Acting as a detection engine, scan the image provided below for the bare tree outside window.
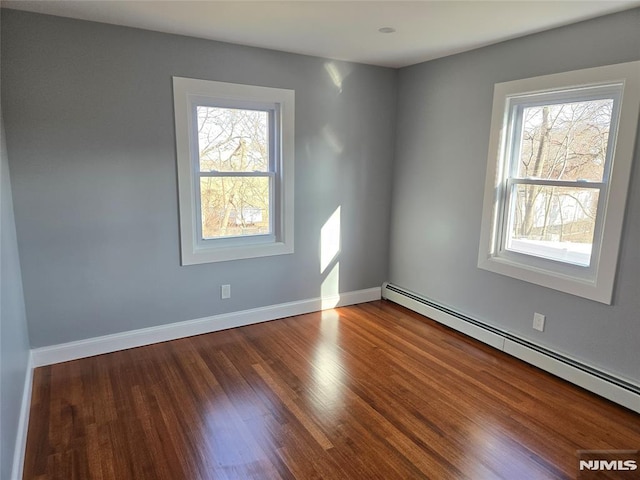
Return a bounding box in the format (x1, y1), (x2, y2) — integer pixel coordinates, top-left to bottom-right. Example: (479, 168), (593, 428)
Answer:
(505, 99), (613, 265)
(196, 107), (272, 239)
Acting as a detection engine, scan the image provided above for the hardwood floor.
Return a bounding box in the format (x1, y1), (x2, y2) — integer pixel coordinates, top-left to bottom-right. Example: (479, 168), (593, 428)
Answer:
(23, 301), (640, 479)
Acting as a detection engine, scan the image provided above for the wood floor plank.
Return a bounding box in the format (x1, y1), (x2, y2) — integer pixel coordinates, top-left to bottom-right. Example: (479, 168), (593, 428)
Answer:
(22, 300), (640, 479)
(252, 363), (334, 451)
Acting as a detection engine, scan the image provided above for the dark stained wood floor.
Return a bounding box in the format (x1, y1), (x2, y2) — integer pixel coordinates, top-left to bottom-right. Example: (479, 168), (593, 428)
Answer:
(23, 300), (640, 479)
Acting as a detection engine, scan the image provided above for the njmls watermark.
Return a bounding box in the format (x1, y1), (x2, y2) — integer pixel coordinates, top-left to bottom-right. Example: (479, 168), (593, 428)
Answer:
(577, 450), (639, 479)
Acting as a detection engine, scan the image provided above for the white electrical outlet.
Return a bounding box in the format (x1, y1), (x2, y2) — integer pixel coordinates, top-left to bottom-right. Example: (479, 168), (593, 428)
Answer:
(221, 284), (231, 299)
(533, 312), (545, 332)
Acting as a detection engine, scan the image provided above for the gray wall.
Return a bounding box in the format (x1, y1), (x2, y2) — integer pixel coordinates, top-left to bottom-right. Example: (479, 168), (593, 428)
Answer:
(390, 9), (640, 384)
(1, 108), (30, 477)
(1, 9), (397, 347)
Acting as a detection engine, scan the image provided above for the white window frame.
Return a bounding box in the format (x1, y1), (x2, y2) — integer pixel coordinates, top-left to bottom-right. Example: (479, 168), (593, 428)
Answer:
(478, 61), (640, 304)
(173, 77), (294, 264)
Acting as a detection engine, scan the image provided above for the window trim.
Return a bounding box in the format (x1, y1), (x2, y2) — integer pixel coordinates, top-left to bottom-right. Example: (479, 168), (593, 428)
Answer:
(173, 77), (295, 265)
(478, 61), (640, 304)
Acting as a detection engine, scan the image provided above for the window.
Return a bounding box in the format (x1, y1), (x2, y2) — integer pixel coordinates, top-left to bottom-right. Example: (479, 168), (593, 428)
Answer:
(173, 77), (294, 264)
(478, 61), (640, 304)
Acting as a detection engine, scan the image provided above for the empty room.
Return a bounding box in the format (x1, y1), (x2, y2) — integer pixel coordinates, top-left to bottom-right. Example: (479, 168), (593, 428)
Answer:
(1, 1), (640, 479)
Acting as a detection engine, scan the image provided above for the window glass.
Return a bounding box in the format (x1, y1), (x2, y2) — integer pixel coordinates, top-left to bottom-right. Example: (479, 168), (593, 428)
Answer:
(515, 99), (613, 182)
(505, 185), (599, 266)
(200, 176), (271, 239)
(197, 107), (270, 173)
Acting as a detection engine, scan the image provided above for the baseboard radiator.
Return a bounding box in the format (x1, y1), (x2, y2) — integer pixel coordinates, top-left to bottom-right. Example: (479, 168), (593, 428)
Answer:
(381, 282), (640, 414)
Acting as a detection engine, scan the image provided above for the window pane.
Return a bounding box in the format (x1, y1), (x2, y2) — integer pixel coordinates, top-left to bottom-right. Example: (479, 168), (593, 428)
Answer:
(506, 185), (599, 266)
(197, 107), (269, 173)
(200, 177), (271, 239)
(516, 99), (613, 182)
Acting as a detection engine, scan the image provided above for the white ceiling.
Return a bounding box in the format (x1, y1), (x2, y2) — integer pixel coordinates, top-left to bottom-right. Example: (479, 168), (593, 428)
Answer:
(3, 0), (640, 68)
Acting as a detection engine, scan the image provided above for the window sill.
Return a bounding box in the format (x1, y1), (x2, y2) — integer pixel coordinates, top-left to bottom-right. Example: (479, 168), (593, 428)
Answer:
(478, 254), (610, 304)
(182, 240), (294, 265)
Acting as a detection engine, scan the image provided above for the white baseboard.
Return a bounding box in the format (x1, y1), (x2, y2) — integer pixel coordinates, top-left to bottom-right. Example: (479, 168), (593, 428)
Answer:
(31, 287), (381, 367)
(382, 282), (640, 414)
(11, 351), (33, 480)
